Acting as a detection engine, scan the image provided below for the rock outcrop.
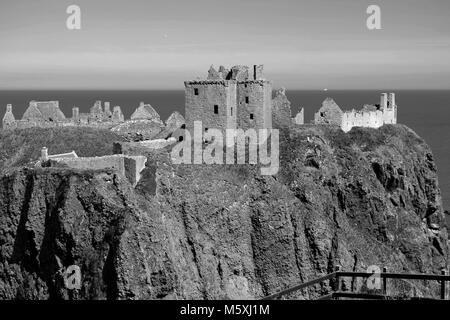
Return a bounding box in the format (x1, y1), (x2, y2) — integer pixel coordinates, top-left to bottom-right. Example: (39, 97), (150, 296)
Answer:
(0, 124), (448, 299)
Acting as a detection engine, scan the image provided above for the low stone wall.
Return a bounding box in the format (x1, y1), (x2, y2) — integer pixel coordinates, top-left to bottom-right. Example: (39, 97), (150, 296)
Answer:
(113, 138), (176, 156)
(6, 120), (118, 130)
(51, 154), (147, 187)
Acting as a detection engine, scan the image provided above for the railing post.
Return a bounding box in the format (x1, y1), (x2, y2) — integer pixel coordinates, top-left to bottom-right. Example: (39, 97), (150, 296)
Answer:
(382, 267), (387, 295)
(334, 265), (341, 293)
(441, 269), (447, 300)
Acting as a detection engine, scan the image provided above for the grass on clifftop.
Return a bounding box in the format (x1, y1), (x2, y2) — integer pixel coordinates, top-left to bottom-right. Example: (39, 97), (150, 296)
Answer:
(0, 126), (125, 172)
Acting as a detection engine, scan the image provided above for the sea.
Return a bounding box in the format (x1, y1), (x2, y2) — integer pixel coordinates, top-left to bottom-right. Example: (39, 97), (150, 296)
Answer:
(0, 90), (449, 207)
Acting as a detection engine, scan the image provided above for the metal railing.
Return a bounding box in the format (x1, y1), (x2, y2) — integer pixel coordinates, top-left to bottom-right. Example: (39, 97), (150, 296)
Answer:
(261, 266), (450, 300)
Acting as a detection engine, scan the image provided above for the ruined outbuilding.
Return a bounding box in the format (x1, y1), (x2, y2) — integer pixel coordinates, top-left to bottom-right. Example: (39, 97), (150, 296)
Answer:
(154, 111), (186, 141)
(340, 93), (397, 132)
(131, 102), (163, 125)
(23, 101), (66, 122)
(314, 98), (343, 125)
(314, 93), (398, 132)
(3, 100), (125, 130)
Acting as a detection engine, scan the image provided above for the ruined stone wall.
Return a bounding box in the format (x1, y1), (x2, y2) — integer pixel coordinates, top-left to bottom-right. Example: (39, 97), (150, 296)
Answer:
(341, 110), (384, 132)
(185, 80), (237, 133)
(341, 103), (397, 133)
(237, 80), (272, 130)
(114, 139), (176, 155)
(53, 155), (125, 173)
(22, 104), (43, 121)
(15, 120), (43, 129)
(124, 156), (147, 186)
(2, 121), (17, 130)
(292, 109), (304, 125)
(89, 101), (104, 121)
(263, 82), (273, 129)
(314, 98), (343, 125)
(2, 99), (128, 131)
(51, 154), (147, 187)
(10, 119), (116, 130)
(382, 106), (397, 124)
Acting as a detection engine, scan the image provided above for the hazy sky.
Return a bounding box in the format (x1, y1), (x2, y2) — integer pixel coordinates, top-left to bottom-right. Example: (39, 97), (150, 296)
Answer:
(1, 0), (450, 90)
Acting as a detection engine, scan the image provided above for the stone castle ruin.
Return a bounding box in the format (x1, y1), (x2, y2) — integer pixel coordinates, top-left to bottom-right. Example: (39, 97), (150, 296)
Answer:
(314, 92), (397, 132)
(2, 66), (399, 179)
(2, 66), (398, 135)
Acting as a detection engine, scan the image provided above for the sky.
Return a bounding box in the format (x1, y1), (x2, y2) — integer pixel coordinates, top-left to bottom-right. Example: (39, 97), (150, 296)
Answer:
(0, 0), (450, 90)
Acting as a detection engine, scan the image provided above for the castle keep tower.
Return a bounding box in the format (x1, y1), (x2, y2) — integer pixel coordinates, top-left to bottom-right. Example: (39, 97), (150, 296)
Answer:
(185, 65), (272, 133)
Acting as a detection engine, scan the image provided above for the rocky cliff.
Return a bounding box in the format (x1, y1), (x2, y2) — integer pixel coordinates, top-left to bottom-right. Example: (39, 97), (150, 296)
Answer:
(0, 124), (448, 299)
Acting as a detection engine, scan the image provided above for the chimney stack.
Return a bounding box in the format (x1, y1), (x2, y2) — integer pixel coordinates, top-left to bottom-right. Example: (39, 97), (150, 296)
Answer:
(253, 65), (264, 80)
(72, 107), (79, 119)
(104, 101), (111, 114)
(380, 93), (388, 109)
(41, 147), (48, 162)
(388, 93), (396, 108)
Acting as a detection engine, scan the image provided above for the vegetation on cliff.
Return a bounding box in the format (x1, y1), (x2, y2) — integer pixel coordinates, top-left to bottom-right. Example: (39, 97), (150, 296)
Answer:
(0, 124), (448, 299)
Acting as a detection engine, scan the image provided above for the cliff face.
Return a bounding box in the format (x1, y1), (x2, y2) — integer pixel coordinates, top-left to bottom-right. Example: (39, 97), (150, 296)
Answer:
(0, 124), (448, 299)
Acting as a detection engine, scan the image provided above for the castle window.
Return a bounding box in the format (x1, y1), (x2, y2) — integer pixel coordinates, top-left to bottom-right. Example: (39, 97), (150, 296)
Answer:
(250, 113), (254, 120)
(194, 88), (199, 95)
(245, 96), (249, 104)
(179, 136), (184, 142)
(205, 128), (208, 132)
(214, 105), (219, 114)
(231, 107), (233, 116)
